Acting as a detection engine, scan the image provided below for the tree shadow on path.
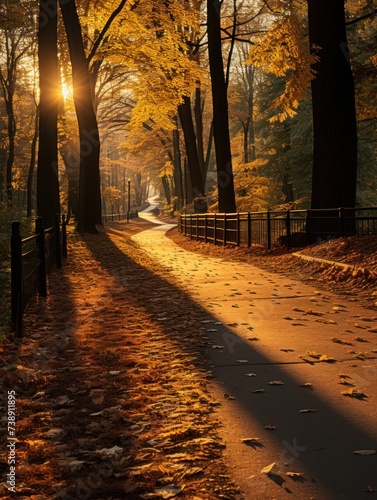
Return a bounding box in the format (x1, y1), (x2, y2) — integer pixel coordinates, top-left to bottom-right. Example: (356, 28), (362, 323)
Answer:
(83, 227), (377, 500)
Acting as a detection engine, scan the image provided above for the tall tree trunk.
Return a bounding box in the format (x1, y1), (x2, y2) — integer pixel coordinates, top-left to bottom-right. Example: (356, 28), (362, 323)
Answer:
(194, 87), (205, 181)
(172, 121), (183, 209)
(178, 95), (207, 212)
(5, 102), (15, 206)
(308, 0), (357, 211)
(161, 175), (171, 205)
(37, 0), (60, 226)
(59, 0), (101, 233)
(27, 105), (39, 217)
(207, 0), (236, 213)
(243, 117), (251, 163)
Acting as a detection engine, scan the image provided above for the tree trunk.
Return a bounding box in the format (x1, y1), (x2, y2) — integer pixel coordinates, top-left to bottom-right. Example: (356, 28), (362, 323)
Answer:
(194, 87), (205, 182)
(172, 122), (183, 209)
(178, 95), (207, 212)
(5, 102), (15, 206)
(161, 175), (171, 205)
(59, 0), (101, 233)
(308, 0), (357, 212)
(207, 0), (236, 213)
(37, 0), (60, 226)
(27, 105), (39, 217)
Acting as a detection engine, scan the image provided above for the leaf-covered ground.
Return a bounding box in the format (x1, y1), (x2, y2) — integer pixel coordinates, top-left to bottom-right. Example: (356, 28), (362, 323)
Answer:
(167, 230), (377, 310)
(0, 221), (240, 499)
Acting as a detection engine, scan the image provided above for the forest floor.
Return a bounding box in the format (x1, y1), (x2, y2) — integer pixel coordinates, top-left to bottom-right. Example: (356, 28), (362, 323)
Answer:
(0, 218), (376, 499)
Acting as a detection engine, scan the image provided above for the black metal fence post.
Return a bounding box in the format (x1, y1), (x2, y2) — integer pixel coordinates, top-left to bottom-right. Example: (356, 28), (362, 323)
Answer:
(55, 214), (62, 269)
(267, 211), (271, 249)
(11, 221), (23, 338)
(236, 213), (240, 246)
(306, 209), (312, 245)
(286, 210), (291, 250)
(223, 214), (227, 246)
(214, 213), (217, 245)
(62, 214), (68, 258)
(36, 217), (47, 298)
(339, 207), (345, 237)
(204, 214), (208, 243)
(247, 212), (251, 248)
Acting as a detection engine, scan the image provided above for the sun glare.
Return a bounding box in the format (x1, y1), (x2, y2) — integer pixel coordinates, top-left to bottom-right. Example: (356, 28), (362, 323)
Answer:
(61, 82), (71, 100)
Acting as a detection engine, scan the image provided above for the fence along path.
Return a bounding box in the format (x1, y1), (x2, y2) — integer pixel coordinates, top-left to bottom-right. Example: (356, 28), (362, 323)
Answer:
(179, 207), (377, 250)
(10, 215), (67, 338)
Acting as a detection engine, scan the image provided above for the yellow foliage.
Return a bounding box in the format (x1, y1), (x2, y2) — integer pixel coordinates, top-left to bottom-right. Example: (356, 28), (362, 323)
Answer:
(247, 14), (318, 121)
(234, 160), (284, 211)
(159, 161), (174, 178)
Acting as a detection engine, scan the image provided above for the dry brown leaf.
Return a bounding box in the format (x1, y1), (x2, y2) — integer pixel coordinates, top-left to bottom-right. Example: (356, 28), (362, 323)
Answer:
(241, 437), (260, 444)
(286, 471), (305, 478)
(319, 354), (336, 362)
(342, 388), (367, 399)
(299, 383), (313, 390)
(261, 462), (278, 474)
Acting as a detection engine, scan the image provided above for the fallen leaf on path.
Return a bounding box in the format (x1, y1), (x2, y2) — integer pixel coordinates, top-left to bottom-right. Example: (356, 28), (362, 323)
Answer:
(241, 437), (260, 444)
(264, 424), (277, 430)
(342, 388), (367, 399)
(96, 445), (123, 456)
(244, 373), (257, 377)
(319, 354), (336, 363)
(268, 380), (284, 385)
(45, 428), (63, 438)
(261, 462), (278, 475)
(140, 485), (184, 499)
(251, 389), (265, 393)
(353, 450), (376, 456)
(299, 383), (313, 390)
(305, 309), (324, 316)
(307, 351), (321, 359)
(298, 409), (317, 413)
(286, 472), (305, 479)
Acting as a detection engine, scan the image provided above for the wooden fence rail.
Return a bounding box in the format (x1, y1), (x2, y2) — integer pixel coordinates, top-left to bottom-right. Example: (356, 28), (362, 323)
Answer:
(179, 207), (377, 250)
(11, 214), (67, 338)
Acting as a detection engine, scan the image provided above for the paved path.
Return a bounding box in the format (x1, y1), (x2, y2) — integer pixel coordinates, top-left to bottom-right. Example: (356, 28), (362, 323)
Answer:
(133, 216), (377, 500)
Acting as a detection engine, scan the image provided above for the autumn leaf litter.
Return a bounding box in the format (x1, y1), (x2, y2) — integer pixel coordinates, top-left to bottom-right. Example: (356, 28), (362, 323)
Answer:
(0, 221), (240, 499)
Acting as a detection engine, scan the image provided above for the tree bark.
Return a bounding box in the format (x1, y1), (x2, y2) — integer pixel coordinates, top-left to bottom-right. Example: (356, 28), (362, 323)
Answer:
(308, 0), (357, 211)
(59, 0), (101, 233)
(27, 105), (39, 217)
(172, 119), (183, 209)
(207, 0), (236, 213)
(194, 87), (205, 182)
(37, 0), (60, 226)
(178, 95), (207, 212)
